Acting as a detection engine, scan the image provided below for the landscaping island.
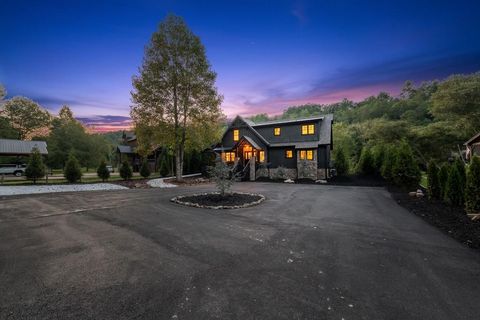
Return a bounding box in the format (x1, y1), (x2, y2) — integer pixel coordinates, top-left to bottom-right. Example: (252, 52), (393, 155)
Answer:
(171, 192), (265, 209)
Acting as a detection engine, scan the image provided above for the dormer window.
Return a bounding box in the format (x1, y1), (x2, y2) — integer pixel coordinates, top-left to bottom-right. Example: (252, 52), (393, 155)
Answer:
(301, 124), (315, 135)
(233, 129), (239, 141)
(274, 127), (281, 136)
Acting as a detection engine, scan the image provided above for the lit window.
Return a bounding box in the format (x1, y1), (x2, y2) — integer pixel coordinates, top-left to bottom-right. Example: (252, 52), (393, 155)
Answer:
(299, 149), (314, 160)
(233, 129), (239, 141)
(301, 124), (315, 135)
(274, 127), (281, 136)
(285, 150), (293, 158)
(223, 152), (235, 162)
(259, 150), (265, 162)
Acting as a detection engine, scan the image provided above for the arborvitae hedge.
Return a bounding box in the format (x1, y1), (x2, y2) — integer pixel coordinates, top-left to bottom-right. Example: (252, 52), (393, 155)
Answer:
(465, 156), (480, 213)
(454, 158), (466, 188)
(381, 145), (397, 181)
(140, 160), (151, 178)
(25, 147), (45, 184)
(391, 141), (421, 190)
(444, 165), (465, 206)
(64, 153), (82, 183)
(333, 147), (349, 176)
(97, 160), (110, 182)
(120, 161), (133, 180)
(356, 147), (375, 175)
(438, 163), (450, 199)
(426, 160), (440, 199)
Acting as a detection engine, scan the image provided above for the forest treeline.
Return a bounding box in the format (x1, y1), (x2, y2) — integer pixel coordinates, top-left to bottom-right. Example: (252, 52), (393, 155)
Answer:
(248, 72), (480, 169)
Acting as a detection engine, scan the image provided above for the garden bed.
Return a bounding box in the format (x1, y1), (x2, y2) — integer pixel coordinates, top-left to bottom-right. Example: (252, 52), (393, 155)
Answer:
(112, 179), (152, 189)
(389, 186), (480, 249)
(171, 192), (265, 209)
(164, 176), (211, 186)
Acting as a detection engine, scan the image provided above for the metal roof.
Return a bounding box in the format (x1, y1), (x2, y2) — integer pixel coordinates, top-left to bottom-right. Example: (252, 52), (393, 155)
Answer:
(269, 141), (321, 149)
(0, 139), (48, 155)
(117, 145), (135, 154)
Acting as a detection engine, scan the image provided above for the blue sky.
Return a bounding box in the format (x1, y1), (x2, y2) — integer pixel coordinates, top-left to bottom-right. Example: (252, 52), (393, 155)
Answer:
(1, 0), (479, 130)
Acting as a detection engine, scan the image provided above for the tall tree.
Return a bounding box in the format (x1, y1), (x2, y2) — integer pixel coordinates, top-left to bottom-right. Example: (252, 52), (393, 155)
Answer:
(3, 97), (51, 139)
(58, 105), (75, 122)
(0, 83), (6, 100)
(131, 14), (223, 181)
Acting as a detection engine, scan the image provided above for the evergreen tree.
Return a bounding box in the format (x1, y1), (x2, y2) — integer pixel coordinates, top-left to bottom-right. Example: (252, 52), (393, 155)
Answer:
(437, 163), (450, 199)
(444, 165), (465, 206)
(25, 147), (45, 184)
(64, 153), (82, 183)
(392, 141), (421, 189)
(381, 145), (397, 181)
(333, 147), (349, 176)
(120, 161), (133, 180)
(372, 144), (386, 175)
(426, 160), (440, 199)
(97, 160), (110, 182)
(356, 147), (375, 175)
(465, 156), (480, 213)
(140, 160), (151, 178)
(454, 158), (466, 188)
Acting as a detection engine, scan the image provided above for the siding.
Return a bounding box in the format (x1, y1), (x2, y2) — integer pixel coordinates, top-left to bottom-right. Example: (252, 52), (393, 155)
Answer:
(221, 118), (267, 150)
(254, 120), (321, 143)
(268, 147), (297, 168)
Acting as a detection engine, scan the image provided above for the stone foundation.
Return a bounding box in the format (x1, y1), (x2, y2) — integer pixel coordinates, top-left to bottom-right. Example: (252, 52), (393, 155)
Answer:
(268, 167), (297, 180)
(317, 168), (327, 180)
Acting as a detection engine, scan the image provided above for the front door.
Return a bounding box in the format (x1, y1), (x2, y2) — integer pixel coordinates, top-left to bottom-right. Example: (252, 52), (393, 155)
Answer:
(243, 144), (253, 166)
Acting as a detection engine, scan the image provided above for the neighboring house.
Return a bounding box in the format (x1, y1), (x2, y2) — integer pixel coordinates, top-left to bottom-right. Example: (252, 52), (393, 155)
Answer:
(0, 138), (48, 158)
(465, 132), (480, 161)
(116, 132), (161, 172)
(214, 114), (333, 180)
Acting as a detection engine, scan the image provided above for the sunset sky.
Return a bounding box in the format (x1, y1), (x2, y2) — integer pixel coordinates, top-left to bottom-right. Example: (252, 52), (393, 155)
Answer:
(1, 0), (480, 131)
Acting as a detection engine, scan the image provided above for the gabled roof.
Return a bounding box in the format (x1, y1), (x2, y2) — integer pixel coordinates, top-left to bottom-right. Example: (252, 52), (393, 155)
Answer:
(0, 139), (48, 155)
(465, 132), (480, 145)
(222, 115), (270, 146)
(234, 136), (262, 150)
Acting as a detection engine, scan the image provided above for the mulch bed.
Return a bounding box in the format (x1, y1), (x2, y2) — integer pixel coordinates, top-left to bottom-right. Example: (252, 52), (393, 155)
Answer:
(389, 185), (480, 249)
(171, 192), (265, 209)
(112, 179), (151, 189)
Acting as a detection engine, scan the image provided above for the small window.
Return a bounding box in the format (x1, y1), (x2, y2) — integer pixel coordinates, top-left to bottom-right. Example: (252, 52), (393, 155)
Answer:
(299, 149), (314, 160)
(274, 127), (281, 136)
(301, 124), (315, 135)
(259, 150), (265, 162)
(285, 150), (293, 158)
(233, 129), (239, 141)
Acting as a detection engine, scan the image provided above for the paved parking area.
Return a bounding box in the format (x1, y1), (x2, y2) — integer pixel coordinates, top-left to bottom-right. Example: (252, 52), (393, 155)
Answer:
(1, 182), (479, 319)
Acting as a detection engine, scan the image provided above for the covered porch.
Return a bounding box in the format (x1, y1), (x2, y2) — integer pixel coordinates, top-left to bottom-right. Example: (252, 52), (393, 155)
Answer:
(216, 136), (265, 166)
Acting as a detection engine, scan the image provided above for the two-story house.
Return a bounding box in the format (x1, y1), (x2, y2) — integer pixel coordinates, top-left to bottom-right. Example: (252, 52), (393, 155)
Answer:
(214, 114), (333, 180)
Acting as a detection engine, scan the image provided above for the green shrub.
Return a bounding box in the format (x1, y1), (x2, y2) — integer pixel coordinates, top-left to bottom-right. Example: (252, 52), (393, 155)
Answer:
(120, 161), (133, 180)
(372, 144), (386, 175)
(356, 147), (375, 175)
(444, 165), (465, 206)
(140, 160), (151, 178)
(454, 158), (466, 188)
(426, 160), (440, 199)
(437, 163), (450, 199)
(381, 145), (397, 181)
(465, 156), (480, 213)
(333, 147), (349, 176)
(25, 147), (45, 184)
(64, 153), (82, 183)
(392, 141), (421, 190)
(97, 160), (110, 182)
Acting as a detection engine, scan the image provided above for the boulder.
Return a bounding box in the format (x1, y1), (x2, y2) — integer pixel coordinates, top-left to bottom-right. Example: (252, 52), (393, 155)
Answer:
(284, 179), (295, 183)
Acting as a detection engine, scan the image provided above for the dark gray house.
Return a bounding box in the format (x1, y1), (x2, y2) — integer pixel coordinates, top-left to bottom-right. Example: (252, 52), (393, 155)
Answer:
(214, 114), (333, 180)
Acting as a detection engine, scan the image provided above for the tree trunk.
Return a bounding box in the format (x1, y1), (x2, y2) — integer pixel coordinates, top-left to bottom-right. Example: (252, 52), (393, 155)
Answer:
(175, 147), (183, 181)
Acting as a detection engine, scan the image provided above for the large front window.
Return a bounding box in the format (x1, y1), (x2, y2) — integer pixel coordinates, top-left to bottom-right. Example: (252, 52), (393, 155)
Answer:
(259, 150), (265, 162)
(299, 149), (314, 160)
(222, 152), (235, 162)
(233, 129), (239, 141)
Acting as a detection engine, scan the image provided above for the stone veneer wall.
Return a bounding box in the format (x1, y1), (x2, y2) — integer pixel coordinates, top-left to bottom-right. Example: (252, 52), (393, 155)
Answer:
(297, 150), (318, 180)
(267, 168), (297, 180)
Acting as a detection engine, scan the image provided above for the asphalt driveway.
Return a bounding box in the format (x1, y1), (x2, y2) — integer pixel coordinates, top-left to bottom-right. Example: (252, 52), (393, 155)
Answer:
(1, 182), (479, 319)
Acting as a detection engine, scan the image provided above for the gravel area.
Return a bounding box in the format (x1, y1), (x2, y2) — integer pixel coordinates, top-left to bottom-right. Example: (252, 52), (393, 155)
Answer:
(0, 183), (128, 196)
(147, 173), (202, 188)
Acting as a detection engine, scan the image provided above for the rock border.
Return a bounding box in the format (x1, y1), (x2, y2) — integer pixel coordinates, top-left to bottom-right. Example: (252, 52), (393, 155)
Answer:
(170, 192), (266, 209)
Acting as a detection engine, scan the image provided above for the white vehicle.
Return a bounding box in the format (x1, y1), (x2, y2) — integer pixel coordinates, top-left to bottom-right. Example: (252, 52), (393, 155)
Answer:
(0, 164), (27, 177)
